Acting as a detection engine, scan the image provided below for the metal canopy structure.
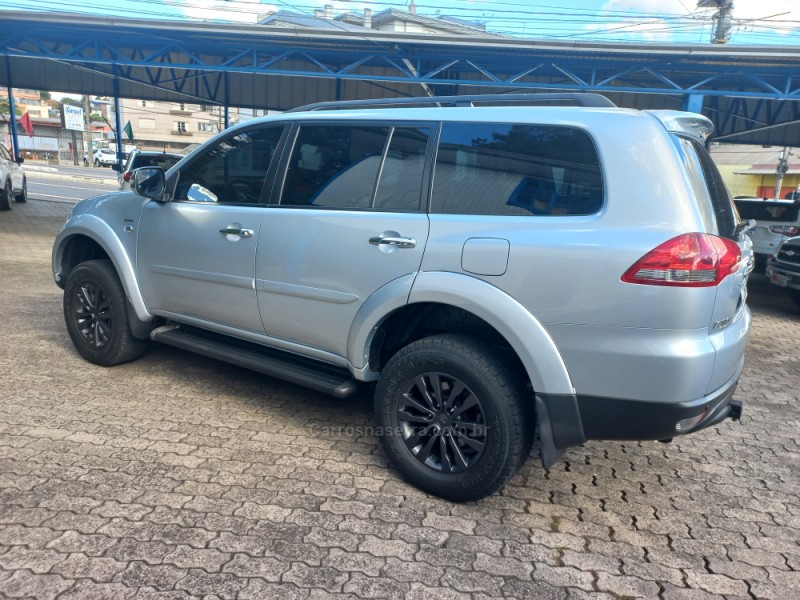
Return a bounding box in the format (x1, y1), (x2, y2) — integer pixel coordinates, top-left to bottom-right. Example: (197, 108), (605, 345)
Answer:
(2, 10), (800, 146)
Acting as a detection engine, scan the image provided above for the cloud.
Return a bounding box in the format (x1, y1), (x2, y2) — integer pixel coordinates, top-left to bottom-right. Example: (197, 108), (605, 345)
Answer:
(592, 0), (799, 42)
(180, 0), (277, 24)
(601, 0), (686, 16)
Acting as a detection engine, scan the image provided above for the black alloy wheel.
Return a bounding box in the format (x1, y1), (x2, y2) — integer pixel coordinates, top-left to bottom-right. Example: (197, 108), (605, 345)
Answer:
(396, 371), (487, 473)
(72, 280), (113, 349)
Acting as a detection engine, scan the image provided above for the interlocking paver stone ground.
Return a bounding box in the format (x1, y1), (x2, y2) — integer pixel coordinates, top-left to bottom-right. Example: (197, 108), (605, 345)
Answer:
(1, 198), (799, 598)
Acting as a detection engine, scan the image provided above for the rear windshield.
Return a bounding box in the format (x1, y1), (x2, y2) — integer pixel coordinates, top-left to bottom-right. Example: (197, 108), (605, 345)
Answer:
(733, 199), (800, 223)
(675, 137), (737, 239)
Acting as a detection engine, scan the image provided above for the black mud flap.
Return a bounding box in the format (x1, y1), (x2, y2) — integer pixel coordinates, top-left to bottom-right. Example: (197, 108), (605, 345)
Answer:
(535, 393), (586, 469)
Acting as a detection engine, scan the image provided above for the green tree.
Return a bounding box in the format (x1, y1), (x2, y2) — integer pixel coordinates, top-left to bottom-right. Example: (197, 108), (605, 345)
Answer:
(39, 91), (51, 101)
(0, 98), (24, 116)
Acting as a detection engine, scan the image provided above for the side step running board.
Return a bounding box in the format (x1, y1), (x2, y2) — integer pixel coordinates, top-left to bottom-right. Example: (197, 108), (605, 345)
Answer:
(151, 325), (360, 398)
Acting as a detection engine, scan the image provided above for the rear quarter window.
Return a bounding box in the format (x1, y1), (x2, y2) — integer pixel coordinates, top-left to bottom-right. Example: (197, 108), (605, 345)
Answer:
(676, 137), (737, 239)
(431, 122), (603, 216)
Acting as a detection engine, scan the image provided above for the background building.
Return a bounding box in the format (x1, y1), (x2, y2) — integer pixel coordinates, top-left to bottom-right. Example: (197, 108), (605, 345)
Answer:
(711, 144), (800, 199)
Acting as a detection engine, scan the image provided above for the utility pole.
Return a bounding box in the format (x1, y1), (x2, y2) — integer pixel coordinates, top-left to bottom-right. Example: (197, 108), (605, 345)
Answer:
(774, 147), (790, 200)
(697, 0), (734, 44)
(83, 95), (93, 166)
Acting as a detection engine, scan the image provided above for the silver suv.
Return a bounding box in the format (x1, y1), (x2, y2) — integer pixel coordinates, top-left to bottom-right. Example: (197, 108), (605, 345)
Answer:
(52, 94), (752, 501)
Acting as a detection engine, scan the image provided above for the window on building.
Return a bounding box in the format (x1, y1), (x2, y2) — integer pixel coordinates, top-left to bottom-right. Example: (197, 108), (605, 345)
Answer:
(197, 122), (214, 132)
(175, 122), (187, 133)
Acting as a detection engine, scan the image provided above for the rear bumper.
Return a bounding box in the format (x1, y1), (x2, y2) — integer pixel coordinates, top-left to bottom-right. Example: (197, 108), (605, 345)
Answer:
(767, 258), (800, 291)
(536, 363), (744, 468)
(577, 361), (743, 441)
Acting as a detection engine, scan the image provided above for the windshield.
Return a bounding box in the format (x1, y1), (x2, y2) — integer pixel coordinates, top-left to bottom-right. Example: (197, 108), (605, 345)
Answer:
(733, 199), (800, 224)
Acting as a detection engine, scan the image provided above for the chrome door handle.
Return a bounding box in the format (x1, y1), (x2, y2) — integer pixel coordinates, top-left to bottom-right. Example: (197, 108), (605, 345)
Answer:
(219, 227), (254, 238)
(369, 235), (416, 249)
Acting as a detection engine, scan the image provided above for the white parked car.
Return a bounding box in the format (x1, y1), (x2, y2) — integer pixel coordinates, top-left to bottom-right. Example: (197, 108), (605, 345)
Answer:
(733, 197), (800, 272)
(83, 148), (117, 167)
(0, 142), (27, 210)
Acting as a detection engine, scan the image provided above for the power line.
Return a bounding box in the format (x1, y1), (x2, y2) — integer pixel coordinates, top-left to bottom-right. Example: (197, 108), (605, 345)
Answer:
(3, 0), (799, 43)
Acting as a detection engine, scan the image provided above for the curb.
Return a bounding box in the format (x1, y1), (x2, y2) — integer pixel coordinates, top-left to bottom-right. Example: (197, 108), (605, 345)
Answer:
(22, 164), (59, 174)
(25, 170), (117, 186)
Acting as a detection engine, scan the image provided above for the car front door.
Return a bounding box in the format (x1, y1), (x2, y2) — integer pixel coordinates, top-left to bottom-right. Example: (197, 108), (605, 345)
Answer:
(256, 123), (433, 358)
(137, 125), (285, 333)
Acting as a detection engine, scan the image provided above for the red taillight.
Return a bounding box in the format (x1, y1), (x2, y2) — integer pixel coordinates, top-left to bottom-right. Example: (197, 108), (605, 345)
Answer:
(769, 225), (799, 236)
(621, 233), (741, 287)
(123, 172), (132, 182)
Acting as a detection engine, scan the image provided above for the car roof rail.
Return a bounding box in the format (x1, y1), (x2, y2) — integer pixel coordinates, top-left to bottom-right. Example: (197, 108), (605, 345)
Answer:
(289, 92), (616, 113)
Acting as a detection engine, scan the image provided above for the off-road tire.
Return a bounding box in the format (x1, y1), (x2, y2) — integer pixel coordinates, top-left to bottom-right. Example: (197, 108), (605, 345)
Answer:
(374, 334), (533, 502)
(790, 289), (800, 310)
(0, 179), (12, 211)
(63, 260), (148, 366)
(14, 177), (27, 203)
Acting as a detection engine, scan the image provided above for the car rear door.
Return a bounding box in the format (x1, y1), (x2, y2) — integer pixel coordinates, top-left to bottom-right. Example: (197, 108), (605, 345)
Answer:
(255, 122), (432, 358)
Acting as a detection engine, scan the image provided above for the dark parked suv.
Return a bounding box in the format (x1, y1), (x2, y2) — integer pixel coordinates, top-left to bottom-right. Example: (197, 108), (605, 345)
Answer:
(114, 150), (184, 191)
(53, 94), (751, 501)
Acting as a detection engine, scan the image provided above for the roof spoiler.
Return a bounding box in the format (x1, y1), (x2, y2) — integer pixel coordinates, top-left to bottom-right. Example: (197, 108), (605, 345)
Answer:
(290, 93), (616, 112)
(647, 110), (714, 142)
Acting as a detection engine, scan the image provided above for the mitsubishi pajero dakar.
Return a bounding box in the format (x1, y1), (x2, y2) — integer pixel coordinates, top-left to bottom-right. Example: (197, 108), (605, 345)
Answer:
(52, 94), (752, 501)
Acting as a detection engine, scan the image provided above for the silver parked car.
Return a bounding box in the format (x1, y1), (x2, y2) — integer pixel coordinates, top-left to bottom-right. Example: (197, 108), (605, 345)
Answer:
(52, 94), (752, 501)
(0, 142), (27, 210)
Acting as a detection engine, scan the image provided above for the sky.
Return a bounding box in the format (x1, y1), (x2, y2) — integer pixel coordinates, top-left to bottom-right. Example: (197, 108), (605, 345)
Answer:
(3, 0), (799, 45)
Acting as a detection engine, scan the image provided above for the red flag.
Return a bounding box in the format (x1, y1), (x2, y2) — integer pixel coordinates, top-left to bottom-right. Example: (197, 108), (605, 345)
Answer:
(19, 112), (33, 138)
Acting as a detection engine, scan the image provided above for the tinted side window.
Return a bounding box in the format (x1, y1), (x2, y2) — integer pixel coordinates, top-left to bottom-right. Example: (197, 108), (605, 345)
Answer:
(281, 125), (389, 209)
(175, 127), (283, 204)
(680, 138), (737, 239)
(432, 123), (603, 216)
(374, 127), (430, 211)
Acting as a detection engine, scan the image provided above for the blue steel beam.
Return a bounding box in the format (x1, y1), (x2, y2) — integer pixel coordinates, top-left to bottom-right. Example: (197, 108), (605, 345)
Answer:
(33, 52), (800, 102)
(4, 56), (19, 160)
(2, 11), (800, 145)
(3, 23), (800, 101)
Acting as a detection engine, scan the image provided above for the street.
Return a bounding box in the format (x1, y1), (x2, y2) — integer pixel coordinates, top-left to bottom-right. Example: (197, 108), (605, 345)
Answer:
(23, 161), (118, 204)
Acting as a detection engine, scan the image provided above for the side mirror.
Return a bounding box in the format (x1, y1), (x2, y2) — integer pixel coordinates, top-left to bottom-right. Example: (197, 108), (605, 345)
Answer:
(16, 155), (24, 165)
(133, 167), (167, 201)
(111, 163), (121, 172)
